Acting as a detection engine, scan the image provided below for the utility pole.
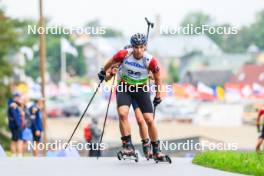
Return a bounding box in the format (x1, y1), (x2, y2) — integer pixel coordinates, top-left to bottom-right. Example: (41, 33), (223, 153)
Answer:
(39, 0), (47, 155)
(60, 42), (66, 82)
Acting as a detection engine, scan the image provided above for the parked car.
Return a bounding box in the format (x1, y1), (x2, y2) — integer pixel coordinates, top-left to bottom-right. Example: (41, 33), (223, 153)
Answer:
(62, 105), (80, 117)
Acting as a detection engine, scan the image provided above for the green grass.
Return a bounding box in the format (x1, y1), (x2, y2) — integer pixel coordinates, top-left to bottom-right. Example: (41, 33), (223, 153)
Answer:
(0, 131), (10, 150)
(0, 108), (11, 151)
(192, 151), (264, 176)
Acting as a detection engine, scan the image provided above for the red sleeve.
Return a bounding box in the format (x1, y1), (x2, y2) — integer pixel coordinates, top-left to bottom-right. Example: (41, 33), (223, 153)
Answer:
(149, 57), (160, 73)
(258, 109), (264, 117)
(113, 50), (128, 62)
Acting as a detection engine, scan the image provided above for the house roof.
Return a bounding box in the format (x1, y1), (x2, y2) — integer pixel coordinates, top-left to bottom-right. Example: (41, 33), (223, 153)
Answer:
(230, 64), (264, 86)
(81, 35), (222, 58)
(183, 53), (252, 73)
(148, 35), (222, 57)
(181, 69), (233, 86)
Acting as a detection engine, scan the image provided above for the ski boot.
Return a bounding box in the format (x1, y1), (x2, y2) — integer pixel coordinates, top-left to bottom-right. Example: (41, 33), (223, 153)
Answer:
(142, 139), (153, 160)
(151, 140), (172, 164)
(117, 135), (138, 162)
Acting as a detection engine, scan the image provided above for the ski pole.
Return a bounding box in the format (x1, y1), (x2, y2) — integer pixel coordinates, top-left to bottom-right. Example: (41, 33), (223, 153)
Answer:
(64, 79), (103, 150)
(153, 106), (156, 119)
(145, 18), (157, 119)
(145, 17), (154, 85)
(145, 17), (154, 42)
(97, 75), (116, 158)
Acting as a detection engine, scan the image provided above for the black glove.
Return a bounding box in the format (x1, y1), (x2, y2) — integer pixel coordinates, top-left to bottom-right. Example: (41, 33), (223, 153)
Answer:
(153, 97), (162, 107)
(257, 124), (261, 133)
(98, 70), (106, 81)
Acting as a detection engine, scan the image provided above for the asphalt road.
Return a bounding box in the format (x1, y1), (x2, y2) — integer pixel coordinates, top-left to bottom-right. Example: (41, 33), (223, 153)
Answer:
(47, 118), (257, 150)
(0, 157), (245, 176)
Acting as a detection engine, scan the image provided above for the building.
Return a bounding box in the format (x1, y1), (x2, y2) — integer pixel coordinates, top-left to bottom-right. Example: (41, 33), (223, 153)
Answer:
(229, 64), (264, 86)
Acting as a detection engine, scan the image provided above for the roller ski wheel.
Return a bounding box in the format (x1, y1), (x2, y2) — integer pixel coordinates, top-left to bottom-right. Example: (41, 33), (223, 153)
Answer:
(117, 150), (139, 162)
(135, 153), (139, 162)
(154, 154), (172, 164)
(117, 151), (123, 160)
(144, 151), (153, 160)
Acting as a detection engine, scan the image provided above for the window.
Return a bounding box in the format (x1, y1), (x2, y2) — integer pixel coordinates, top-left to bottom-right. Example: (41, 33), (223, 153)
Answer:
(238, 73), (245, 81)
(258, 72), (264, 81)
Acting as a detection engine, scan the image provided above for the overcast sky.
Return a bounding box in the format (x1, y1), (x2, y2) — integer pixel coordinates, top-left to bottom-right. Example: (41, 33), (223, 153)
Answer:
(2, 0), (264, 36)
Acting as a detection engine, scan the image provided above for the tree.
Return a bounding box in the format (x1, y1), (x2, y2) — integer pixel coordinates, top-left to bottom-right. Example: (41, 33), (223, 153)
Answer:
(0, 7), (20, 148)
(180, 11), (248, 53)
(248, 10), (264, 50)
(181, 12), (212, 27)
(0, 7), (18, 108)
(20, 21), (87, 82)
(168, 59), (179, 83)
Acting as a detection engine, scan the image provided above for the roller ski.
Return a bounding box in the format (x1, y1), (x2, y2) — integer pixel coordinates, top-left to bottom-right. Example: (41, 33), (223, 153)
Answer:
(117, 136), (139, 162)
(142, 139), (153, 160)
(152, 141), (172, 164)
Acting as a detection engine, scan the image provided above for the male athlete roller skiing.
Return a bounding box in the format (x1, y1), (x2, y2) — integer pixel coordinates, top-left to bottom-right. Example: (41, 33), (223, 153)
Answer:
(98, 33), (171, 163)
(105, 53), (153, 160)
(256, 106), (264, 152)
